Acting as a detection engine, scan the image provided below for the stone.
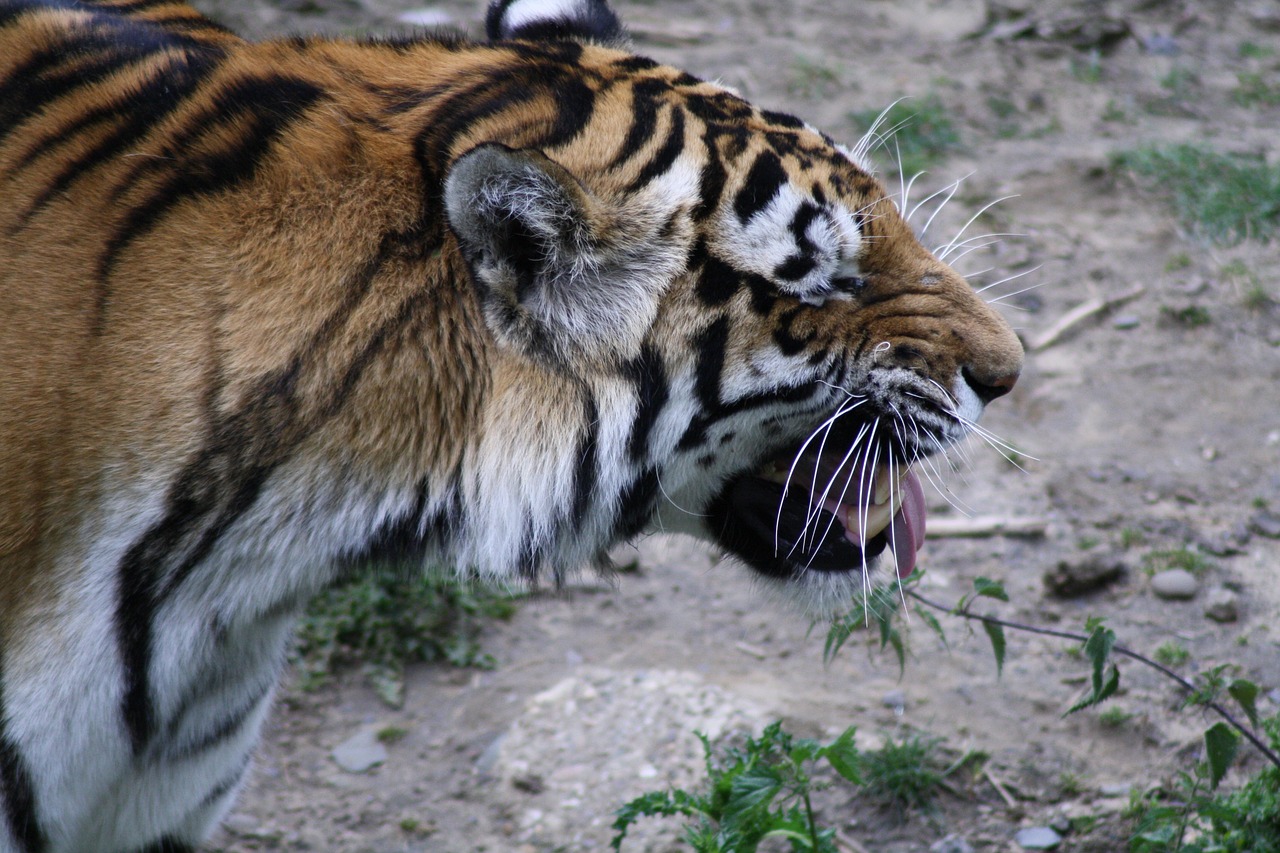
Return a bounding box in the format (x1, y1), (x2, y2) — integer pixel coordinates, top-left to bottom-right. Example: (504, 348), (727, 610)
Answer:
(882, 689), (907, 711)
(1043, 555), (1126, 597)
(331, 728), (388, 773)
(931, 834), (975, 853)
(1249, 508), (1280, 539)
(1203, 588), (1239, 623)
(1015, 826), (1063, 850)
(1150, 569), (1198, 600)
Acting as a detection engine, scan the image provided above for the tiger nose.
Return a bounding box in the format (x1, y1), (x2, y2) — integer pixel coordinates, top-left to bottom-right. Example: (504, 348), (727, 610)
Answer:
(962, 366), (1020, 404)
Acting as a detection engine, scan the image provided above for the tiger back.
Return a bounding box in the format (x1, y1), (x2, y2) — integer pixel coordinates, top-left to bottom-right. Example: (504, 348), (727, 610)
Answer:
(0, 0), (1023, 850)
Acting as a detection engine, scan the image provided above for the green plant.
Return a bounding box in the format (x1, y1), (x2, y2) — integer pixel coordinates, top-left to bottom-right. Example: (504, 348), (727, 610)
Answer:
(292, 569), (515, 706)
(1155, 641), (1190, 668)
(1129, 716), (1280, 852)
(1164, 253), (1193, 272)
(376, 725), (409, 743)
(1159, 67), (1200, 99)
(1161, 305), (1212, 328)
(1144, 548), (1212, 576)
(1120, 527), (1148, 549)
(1113, 144), (1280, 244)
(1239, 42), (1276, 59)
(788, 56), (842, 99)
(1072, 50), (1104, 83)
(611, 721), (863, 852)
(851, 95), (962, 177)
(1232, 72), (1280, 108)
(1099, 706), (1133, 728)
(860, 733), (948, 818)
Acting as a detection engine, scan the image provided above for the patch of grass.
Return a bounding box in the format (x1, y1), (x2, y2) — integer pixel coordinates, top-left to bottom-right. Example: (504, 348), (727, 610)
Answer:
(1072, 50), (1104, 83)
(1102, 98), (1130, 123)
(1119, 527), (1147, 549)
(1154, 642), (1190, 668)
(851, 95), (962, 177)
(1233, 72), (1280, 108)
(1239, 42), (1276, 60)
(1220, 260), (1274, 310)
(376, 725), (409, 743)
(861, 733), (948, 817)
(1160, 305), (1212, 328)
(292, 570), (516, 706)
(1112, 144), (1280, 244)
(1077, 536), (1100, 551)
(1164, 252), (1193, 273)
(1159, 67), (1200, 99)
(1143, 547), (1213, 576)
(1099, 706), (1132, 728)
(788, 55), (843, 99)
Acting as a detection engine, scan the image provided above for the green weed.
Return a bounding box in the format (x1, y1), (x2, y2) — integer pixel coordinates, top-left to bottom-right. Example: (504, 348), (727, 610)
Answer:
(1129, 716), (1280, 852)
(1113, 144), (1280, 244)
(1143, 547), (1212, 576)
(860, 733), (948, 818)
(1099, 706), (1133, 728)
(851, 95), (962, 177)
(1239, 42), (1276, 60)
(1164, 252), (1193, 273)
(1232, 72), (1280, 108)
(1072, 50), (1104, 84)
(292, 570), (515, 706)
(611, 721), (863, 852)
(1154, 642), (1190, 668)
(1119, 527), (1147, 549)
(788, 56), (843, 99)
(1161, 305), (1212, 328)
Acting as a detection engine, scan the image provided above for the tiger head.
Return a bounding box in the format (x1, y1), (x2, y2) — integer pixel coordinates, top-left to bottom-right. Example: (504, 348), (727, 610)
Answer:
(437, 0), (1024, 602)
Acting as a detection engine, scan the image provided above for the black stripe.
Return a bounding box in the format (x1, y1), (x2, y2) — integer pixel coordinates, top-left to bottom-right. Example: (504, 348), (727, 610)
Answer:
(773, 254), (816, 282)
(537, 73), (596, 149)
(613, 467), (659, 541)
(607, 78), (664, 170)
(0, 654), (47, 853)
(622, 344), (669, 464)
(11, 49), (222, 231)
(692, 136), (727, 221)
(695, 249), (739, 307)
(0, 34), (169, 147)
(198, 751), (252, 810)
(96, 74), (326, 332)
(115, 230), (419, 753)
(623, 104), (684, 193)
(692, 316), (729, 410)
(570, 391), (600, 530)
(772, 307), (814, 355)
(168, 677), (272, 760)
(732, 150), (787, 223)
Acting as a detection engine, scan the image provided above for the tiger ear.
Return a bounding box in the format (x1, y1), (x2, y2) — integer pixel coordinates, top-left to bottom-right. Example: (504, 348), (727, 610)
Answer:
(444, 143), (664, 364)
(485, 0), (626, 46)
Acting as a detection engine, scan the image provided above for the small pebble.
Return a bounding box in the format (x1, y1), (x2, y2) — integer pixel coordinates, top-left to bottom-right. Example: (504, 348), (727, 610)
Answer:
(882, 689), (907, 711)
(331, 729), (388, 773)
(1112, 314), (1141, 329)
(1098, 782), (1132, 797)
(1249, 508), (1280, 539)
(931, 835), (975, 853)
(1015, 826), (1063, 850)
(1150, 569), (1198, 600)
(1203, 588), (1239, 623)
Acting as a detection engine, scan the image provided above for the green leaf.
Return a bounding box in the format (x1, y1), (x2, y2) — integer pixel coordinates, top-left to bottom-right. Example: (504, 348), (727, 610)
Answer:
(723, 766), (783, 823)
(912, 604), (948, 649)
(981, 620), (1006, 678)
(1203, 722), (1240, 789)
(1228, 679), (1261, 729)
(1066, 663), (1120, 715)
(973, 576), (1010, 602)
(819, 727), (862, 785)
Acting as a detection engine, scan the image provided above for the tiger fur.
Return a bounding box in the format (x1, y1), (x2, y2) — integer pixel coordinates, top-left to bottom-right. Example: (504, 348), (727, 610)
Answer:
(0, 0), (1024, 849)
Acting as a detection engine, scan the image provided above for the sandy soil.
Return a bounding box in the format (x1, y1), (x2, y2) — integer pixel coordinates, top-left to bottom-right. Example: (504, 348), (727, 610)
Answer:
(187, 0), (1280, 850)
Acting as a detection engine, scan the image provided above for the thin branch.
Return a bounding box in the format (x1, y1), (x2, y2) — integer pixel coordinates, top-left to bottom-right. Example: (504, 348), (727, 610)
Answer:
(907, 590), (1280, 771)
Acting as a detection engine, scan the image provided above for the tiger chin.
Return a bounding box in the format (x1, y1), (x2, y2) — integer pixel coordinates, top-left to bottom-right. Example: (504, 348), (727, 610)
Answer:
(0, 0), (1022, 849)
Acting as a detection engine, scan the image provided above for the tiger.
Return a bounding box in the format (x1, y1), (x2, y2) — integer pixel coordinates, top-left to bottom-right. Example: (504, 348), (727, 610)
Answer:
(0, 0), (1024, 848)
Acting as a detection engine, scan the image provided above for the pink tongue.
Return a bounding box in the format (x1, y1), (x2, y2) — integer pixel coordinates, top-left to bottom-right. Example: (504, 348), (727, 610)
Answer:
(888, 470), (926, 578)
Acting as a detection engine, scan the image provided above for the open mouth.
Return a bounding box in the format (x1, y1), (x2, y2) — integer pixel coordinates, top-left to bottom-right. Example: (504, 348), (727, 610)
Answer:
(707, 444), (926, 581)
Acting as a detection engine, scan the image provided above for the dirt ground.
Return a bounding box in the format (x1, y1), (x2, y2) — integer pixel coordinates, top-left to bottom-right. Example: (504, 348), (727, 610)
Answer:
(187, 0), (1280, 850)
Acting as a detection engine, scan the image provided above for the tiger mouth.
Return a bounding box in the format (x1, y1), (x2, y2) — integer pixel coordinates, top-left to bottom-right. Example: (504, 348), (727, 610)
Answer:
(709, 450), (926, 581)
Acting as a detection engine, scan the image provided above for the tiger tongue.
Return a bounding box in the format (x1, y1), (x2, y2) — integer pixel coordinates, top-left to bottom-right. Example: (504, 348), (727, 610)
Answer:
(842, 469), (926, 578)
